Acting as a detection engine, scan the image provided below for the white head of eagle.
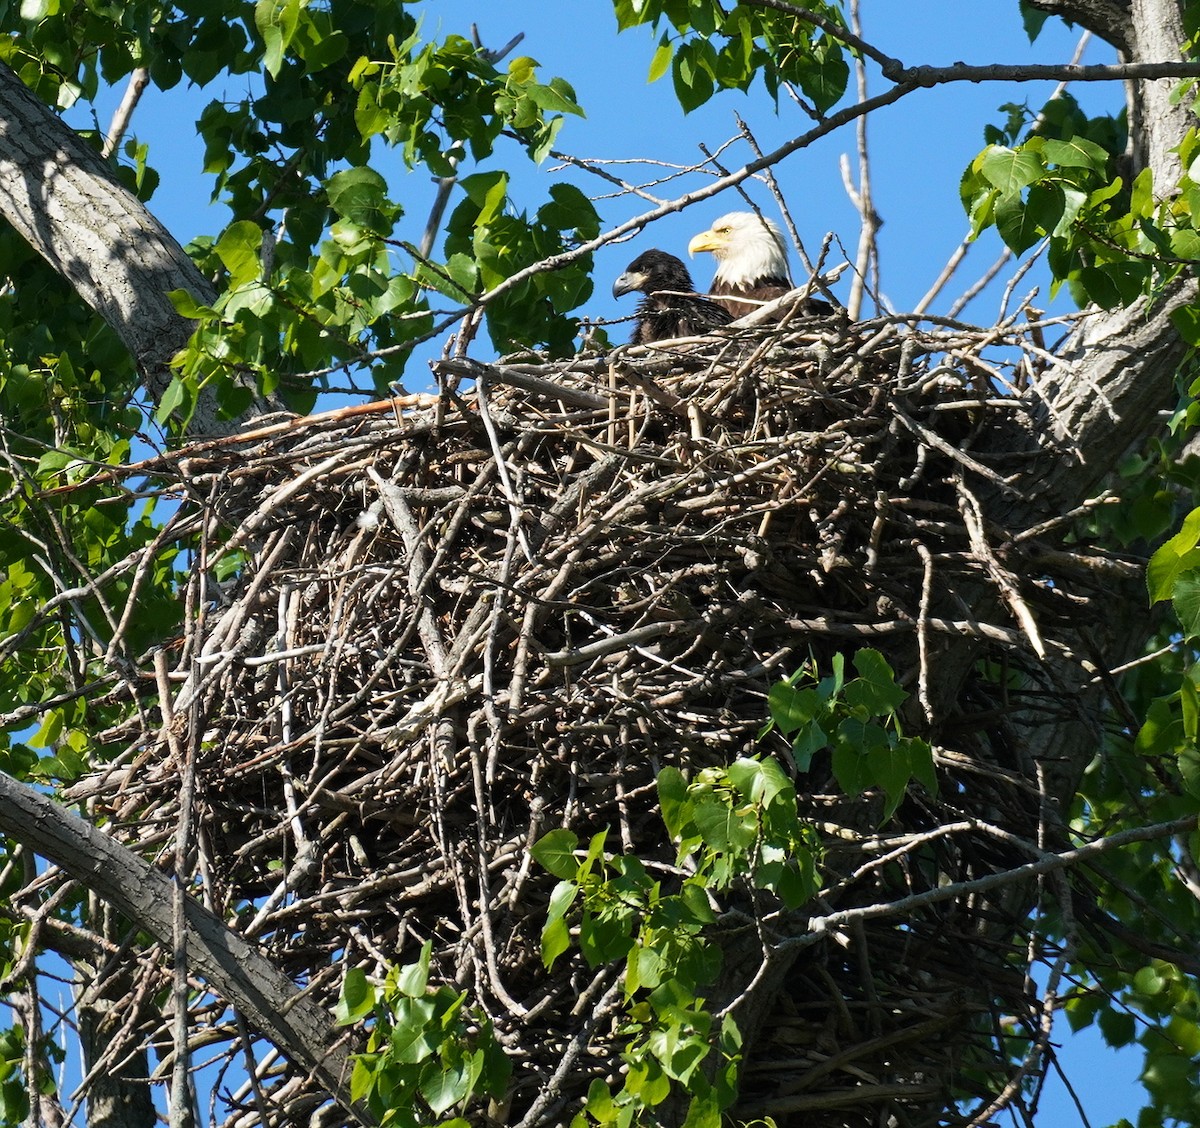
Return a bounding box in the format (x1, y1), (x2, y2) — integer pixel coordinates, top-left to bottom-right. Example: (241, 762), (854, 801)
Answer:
(687, 212), (793, 317)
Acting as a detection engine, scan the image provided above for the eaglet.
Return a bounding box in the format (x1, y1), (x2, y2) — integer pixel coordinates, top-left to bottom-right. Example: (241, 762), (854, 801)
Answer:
(612, 249), (733, 344)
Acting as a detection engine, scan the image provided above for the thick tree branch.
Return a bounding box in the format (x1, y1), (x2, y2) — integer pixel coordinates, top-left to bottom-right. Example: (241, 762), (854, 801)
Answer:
(0, 770), (374, 1128)
(0, 62), (265, 434)
(882, 58), (1200, 85)
(1025, 0), (1132, 53)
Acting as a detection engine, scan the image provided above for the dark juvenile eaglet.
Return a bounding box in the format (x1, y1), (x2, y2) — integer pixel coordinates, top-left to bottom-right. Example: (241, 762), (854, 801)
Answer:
(612, 249), (734, 344)
(688, 211), (832, 319)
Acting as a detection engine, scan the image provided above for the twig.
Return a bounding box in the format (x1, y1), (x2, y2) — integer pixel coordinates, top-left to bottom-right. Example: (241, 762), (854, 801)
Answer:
(101, 67), (149, 160)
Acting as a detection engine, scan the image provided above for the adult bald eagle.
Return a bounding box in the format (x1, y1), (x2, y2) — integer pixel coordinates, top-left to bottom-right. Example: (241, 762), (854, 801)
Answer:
(688, 211), (831, 318)
(612, 249), (733, 344)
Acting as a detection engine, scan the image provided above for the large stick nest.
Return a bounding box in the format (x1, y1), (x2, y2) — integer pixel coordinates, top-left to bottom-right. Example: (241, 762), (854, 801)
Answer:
(60, 307), (1137, 1127)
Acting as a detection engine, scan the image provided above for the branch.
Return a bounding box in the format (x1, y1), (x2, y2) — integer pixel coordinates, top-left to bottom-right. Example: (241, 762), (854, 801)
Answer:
(0, 62), (265, 434)
(884, 59), (1200, 86)
(101, 66), (149, 160)
(796, 814), (1199, 944)
(0, 770), (374, 1127)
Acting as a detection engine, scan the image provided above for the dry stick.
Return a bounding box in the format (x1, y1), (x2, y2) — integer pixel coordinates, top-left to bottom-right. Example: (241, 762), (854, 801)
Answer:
(513, 976), (625, 1128)
(471, 526), (533, 1018)
(914, 236), (971, 316)
(101, 66), (149, 160)
(476, 375), (535, 563)
(791, 813), (1200, 947)
(966, 875), (1074, 1126)
(367, 467), (451, 675)
(946, 245), (1014, 320)
(915, 541), (935, 722)
(842, 0), (880, 321)
(547, 149), (671, 207)
(890, 405), (1019, 493)
(156, 647), (197, 1128)
(957, 478), (1047, 660)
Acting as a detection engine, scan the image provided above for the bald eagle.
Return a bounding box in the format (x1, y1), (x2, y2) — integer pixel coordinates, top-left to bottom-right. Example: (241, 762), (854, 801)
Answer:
(612, 249), (733, 344)
(688, 211), (831, 318)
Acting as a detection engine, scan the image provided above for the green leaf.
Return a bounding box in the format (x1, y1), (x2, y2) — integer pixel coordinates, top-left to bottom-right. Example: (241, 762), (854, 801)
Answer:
(1135, 697), (1182, 758)
(525, 77), (585, 117)
(542, 879), (578, 968)
(396, 939), (431, 997)
(532, 828), (580, 879)
(419, 1057), (471, 1115)
(867, 744), (911, 820)
(1042, 136), (1110, 172)
(657, 767), (691, 840)
(980, 144), (1046, 194)
(1148, 506), (1200, 603)
(831, 738), (873, 797)
(168, 289), (218, 320)
(845, 649), (908, 714)
(1092, 1006), (1135, 1048)
(902, 736), (937, 796)
(254, 0), (302, 77)
(672, 41), (715, 113)
(1172, 304), (1200, 346)
(1172, 575), (1200, 638)
(648, 36), (673, 83)
(995, 190), (1042, 254)
(790, 720), (827, 772)
(584, 1078), (615, 1120)
(326, 167), (394, 235)
(692, 796), (757, 853)
(389, 996), (439, 1063)
(1178, 745), (1200, 798)
(580, 909), (633, 966)
(680, 1090), (721, 1128)
(1019, 0), (1050, 39)
(768, 681), (824, 734)
(336, 967), (375, 1025)
(1130, 166), (1155, 219)
(215, 221), (264, 288)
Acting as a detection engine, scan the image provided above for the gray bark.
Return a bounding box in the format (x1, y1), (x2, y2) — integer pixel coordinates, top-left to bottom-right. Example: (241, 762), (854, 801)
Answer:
(79, 993), (157, 1128)
(0, 62), (267, 436)
(992, 0), (1196, 509)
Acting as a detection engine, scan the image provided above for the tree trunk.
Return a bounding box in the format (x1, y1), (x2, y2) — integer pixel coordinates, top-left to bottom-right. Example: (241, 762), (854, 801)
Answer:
(0, 62), (269, 435)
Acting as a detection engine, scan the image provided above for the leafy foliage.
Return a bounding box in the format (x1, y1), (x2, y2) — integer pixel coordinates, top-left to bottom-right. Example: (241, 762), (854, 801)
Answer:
(962, 90), (1200, 309)
(614, 0), (849, 113)
(336, 941), (510, 1127)
(766, 649), (936, 819)
(533, 756), (821, 1125)
(530, 653), (931, 1122)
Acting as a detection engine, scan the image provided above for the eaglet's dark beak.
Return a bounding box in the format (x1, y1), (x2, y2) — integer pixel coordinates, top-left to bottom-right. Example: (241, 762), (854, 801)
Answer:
(612, 270), (647, 299)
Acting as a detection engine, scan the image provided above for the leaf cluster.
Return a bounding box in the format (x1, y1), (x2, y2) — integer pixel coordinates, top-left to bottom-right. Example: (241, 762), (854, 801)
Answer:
(335, 941), (510, 1127)
(766, 648), (936, 820)
(962, 89), (1200, 311)
(613, 0), (849, 113)
(532, 755), (821, 1126)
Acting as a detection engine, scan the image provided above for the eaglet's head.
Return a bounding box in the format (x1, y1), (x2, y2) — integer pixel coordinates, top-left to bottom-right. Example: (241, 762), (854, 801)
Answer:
(611, 249), (694, 298)
(687, 211), (789, 284)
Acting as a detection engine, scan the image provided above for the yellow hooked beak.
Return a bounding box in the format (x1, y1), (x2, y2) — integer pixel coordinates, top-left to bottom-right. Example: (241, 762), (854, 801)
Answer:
(687, 228), (726, 257)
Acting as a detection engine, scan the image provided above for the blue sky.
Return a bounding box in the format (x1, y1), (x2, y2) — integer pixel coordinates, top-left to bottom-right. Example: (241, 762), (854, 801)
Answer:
(71, 2), (1147, 1122)
(87, 0), (1115, 324)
